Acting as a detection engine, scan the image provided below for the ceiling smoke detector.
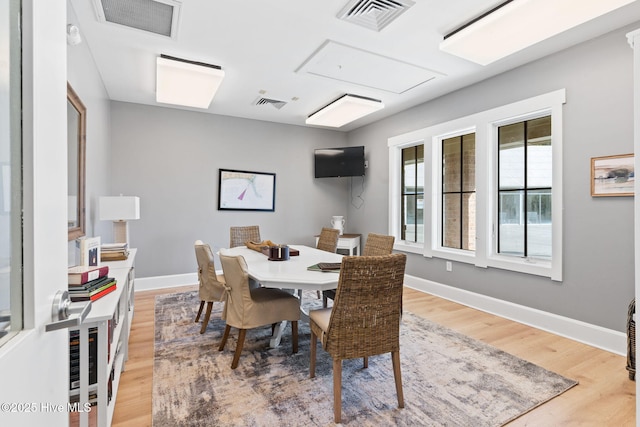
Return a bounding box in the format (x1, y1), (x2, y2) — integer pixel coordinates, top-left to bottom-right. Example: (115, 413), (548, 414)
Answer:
(338, 0), (415, 32)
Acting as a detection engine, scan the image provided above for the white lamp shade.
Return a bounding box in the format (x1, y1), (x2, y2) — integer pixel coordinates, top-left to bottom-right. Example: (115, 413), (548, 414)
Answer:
(156, 56), (225, 109)
(99, 196), (140, 221)
(439, 0), (636, 65)
(306, 94), (384, 128)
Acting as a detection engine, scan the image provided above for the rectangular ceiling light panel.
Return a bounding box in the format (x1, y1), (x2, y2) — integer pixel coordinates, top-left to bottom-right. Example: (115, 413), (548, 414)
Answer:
(156, 55), (225, 109)
(306, 94), (384, 128)
(440, 0), (636, 65)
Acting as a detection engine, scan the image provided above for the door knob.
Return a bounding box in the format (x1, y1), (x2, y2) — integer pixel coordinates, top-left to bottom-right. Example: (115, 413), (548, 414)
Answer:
(45, 290), (91, 332)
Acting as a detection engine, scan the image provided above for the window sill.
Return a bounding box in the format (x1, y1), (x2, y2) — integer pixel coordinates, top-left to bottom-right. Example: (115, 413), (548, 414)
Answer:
(394, 242), (424, 255)
(487, 255), (553, 278)
(431, 248), (476, 265)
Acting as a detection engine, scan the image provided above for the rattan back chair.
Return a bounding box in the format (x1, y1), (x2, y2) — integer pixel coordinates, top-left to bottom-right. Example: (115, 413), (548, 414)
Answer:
(316, 227), (340, 253)
(362, 233), (395, 256)
(309, 253), (407, 423)
(229, 225), (261, 248)
(194, 240), (227, 334)
(323, 232), (396, 308)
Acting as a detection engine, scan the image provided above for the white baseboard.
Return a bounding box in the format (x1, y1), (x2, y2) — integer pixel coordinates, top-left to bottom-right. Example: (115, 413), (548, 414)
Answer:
(136, 272), (626, 356)
(135, 272), (198, 292)
(404, 274), (627, 356)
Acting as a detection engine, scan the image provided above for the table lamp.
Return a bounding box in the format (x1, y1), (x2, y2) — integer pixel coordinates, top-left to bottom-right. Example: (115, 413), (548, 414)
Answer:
(99, 196), (140, 245)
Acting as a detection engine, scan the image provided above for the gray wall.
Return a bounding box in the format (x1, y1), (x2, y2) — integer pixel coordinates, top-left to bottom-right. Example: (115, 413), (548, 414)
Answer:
(346, 24), (637, 332)
(109, 103), (349, 277)
(105, 23), (636, 332)
(67, 2), (113, 264)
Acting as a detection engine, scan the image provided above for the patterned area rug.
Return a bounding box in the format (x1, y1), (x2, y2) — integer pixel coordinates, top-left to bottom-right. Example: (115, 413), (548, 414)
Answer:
(152, 291), (577, 426)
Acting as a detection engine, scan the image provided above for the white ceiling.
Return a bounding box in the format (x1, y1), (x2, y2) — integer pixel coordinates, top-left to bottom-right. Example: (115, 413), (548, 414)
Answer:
(68, 0), (640, 132)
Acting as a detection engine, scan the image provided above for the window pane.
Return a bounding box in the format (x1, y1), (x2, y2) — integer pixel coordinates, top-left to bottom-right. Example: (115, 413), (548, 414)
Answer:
(527, 190), (552, 259)
(416, 194), (424, 244)
(499, 122), (525, 190)
(402, 194), (424, 243)
(527, 116), (552, 188)
(442, 137), (460, 193)
(462, 192), (476, 251)
(499, 190), (524, 256)
(443, 194), (460, 249)
(402, 146), (416, 193)
(462, 133), (476, 192)
(401, 145), (424, 244)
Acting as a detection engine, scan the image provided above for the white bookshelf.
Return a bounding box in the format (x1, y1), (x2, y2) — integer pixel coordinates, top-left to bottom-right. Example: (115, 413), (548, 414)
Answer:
(71, 249), (136, 427)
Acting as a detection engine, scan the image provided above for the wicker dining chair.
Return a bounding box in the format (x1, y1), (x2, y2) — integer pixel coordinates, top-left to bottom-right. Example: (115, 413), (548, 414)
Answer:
(194, 240), (227, 334)
(316, 227), (340, 253)
(229, 225), (261, 248)
(218, 251), (300, 369)
(323, 233), (396, 308)
(309, 253), (407, 423)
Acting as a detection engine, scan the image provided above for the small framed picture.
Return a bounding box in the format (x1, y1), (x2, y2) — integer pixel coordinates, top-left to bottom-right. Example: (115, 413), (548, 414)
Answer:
(591, 154), (634, 197)
(218, 169), (276, 211)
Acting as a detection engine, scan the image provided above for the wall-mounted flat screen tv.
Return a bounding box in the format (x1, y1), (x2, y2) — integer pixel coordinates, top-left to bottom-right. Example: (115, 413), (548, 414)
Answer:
(314, 146), (365, 178)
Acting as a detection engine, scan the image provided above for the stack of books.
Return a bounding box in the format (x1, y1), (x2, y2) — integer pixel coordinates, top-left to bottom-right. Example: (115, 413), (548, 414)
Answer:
(100, 242), (129, 262)
(68, 265), (117, 302)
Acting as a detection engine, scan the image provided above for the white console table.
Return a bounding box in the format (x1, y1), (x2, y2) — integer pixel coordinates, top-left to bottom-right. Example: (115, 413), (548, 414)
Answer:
(314, 233), (361, 255)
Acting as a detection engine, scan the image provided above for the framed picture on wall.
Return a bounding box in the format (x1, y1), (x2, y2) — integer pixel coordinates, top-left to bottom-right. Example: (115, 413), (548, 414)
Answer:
(218, 168), (276, 211)
(591, 153), (635, 197)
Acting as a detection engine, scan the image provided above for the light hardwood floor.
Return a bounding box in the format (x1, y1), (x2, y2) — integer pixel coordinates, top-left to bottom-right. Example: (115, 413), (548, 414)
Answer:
(112, 286), (635, 427)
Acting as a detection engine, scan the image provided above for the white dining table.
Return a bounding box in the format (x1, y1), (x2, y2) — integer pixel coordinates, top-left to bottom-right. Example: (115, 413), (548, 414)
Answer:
(220, 244), (343, 347)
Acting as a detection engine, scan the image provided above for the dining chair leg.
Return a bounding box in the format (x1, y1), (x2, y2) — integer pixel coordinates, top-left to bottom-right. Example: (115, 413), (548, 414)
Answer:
(310, 330), (317, 378)
(291, 321), (298, 354)
(333, 358), (342, 424)
(391, 350), (404, 408)
(219, 325), (232, 351)
(200, 302), (213, 334)
(322, 295), (328, 308)
(231, 329), (247, 369)
(195, 301), (205, 322)
(363, 356), (368, 368)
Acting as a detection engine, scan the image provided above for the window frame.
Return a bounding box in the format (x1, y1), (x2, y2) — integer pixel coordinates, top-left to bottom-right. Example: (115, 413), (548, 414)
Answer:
(389, 89), (565, 280)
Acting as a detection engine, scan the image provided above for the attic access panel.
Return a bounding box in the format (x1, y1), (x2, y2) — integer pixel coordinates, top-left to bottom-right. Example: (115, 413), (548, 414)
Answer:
(296, 40), (442, 94)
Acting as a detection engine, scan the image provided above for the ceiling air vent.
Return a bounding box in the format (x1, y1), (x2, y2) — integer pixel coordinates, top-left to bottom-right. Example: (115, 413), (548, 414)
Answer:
(338, 0), (415, 32)
(253, 97), (287, 110)
(92, 0), (181, 39)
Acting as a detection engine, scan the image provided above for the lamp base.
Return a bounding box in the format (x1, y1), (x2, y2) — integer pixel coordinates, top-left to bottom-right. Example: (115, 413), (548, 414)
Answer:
(113, 221), (129, 245)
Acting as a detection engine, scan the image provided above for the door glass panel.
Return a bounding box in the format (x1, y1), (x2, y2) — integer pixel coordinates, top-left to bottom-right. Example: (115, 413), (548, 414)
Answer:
(0, 0), (23, 346)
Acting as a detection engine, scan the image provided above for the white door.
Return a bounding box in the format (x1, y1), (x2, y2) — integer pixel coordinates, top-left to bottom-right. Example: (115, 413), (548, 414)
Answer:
(0, 1), (70, 426)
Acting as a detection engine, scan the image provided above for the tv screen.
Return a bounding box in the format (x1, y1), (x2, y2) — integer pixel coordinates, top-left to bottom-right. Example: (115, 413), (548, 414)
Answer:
(314, 146), (365, 178)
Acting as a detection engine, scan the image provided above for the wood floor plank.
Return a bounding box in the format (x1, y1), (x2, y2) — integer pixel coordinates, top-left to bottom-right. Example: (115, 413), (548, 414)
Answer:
(112, 286), (635, 426)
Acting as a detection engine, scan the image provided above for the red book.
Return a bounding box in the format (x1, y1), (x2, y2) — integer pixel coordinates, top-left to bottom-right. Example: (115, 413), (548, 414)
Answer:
(89, 283), (117, 301)
(68, 265), (109, 285)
